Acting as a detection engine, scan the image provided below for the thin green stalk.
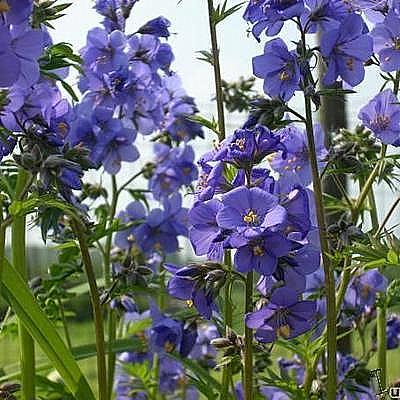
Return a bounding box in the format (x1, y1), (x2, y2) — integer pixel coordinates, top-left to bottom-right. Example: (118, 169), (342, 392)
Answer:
(106, 176), (119, 400)
(304, 90), (337, 400)
(72, 219), (107, 400)
(207, 0), (226, 141)
(12, 168), (35, 400)
(376, 194), (400, 236)
(243, 271), (253, 400)
(0, 198), (5, 297)
(377, 300), (387, 387)
(221, 252), (233, 400)
(58, 297), (72, 350)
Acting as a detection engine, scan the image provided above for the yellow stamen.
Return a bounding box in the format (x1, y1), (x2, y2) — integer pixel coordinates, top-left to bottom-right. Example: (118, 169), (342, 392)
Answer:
(277, 324), (291, 338)
(279, 70), (291, 81)
(0, 1), (10, 12)
(164, 341), (175, 353)
(243, 210), (258, 224)
(253, 245), (265, 257)
(186, 300), (194, 308)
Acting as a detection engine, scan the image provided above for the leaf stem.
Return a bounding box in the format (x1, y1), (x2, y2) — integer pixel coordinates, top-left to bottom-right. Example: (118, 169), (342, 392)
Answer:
(72, 219), (107, 400)
(12, 168), (35, 400)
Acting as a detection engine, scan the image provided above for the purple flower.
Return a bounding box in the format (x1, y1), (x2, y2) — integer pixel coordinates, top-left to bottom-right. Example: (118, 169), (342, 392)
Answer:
(94, 0), (138, 32)
(149, 143), (198, 200)
(320, 14), (373, 86)
(138, 17), (171, 38)
(0, 0), (32, 25)
(386, 314), (400, 349)
(189, 323), (219, 367)
(253, 38), (301, 102)
(81, 28), (128, 75)
(234, 232), (296, 275)
(371, 12), (400, 72)
(165, 264), (218, 320)
(246, 287), (317, 342)
(189, 199), (226, 261)
(114, 201), (147, 250)
(344, 269), (388, 316)
(91, 119), (139, 174)
(135, 194), (188, 254)
(358, 89), (400, 145)
(216, 186), (287, 239)
(0, 25), (21, 87)
(244, 0), (305, 38)
(301, 0), (348, 33)
(271, 124), (327, 190)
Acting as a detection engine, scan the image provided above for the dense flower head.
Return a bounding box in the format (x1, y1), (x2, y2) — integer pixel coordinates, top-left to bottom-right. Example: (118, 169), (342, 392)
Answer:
(94, 0), (138, 32)
(253, 38), (301, 102)
(320, 14), (373, 87)
(245, 287), (317, 342)
(358, 89), (400, 146)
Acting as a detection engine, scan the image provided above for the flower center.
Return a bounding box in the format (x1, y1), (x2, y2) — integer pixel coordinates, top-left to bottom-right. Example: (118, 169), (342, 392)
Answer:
(252, 245), (265, 256)
(277, 324), (291, 338)
(394, 37), (400, 51)
(372, 114), (390, 130)
(279, 70), (291, 81)
(0, 0), (10, 12)
(346, 57), (354, 71)
(164, 341), (175, 352)
(243, 210), (258, 225)
(233, 138), (246, 150)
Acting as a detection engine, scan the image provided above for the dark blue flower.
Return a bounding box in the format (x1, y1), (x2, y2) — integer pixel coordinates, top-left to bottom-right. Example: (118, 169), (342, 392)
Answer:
(386, 314), (400, 349)
(320, 14), (373, 86)
(245, 287), (317, 342)
(138, 16), (171, 38)
(253, 38), (301, 102)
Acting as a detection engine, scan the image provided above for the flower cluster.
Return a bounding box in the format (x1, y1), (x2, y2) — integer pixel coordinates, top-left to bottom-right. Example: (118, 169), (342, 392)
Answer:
(0, 0), (92, 203)
(168, 122), (323, 341)
(70, 4), (202, 175)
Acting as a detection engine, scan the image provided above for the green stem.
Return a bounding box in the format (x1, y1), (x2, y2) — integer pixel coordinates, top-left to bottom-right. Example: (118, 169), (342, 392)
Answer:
(207, 0), (226, 141)
(72, 219), (107, 400)
(377, 299), (387, 387)
(305, 92), (337, 400)
(12, 168), (35, 400)
(106, 176), (119, 400)
(0, 198), (5, 297)
(221, 251), (233, 400)
(58, 297), (72, 350)
(243, 271), (253, 400)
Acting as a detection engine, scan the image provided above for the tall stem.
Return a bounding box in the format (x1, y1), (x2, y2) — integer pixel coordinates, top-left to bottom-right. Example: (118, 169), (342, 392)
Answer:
(12, 168), (35, 400)
(205, 2), (234, 398)
(106, 175), (119, 400)
(207, 0), (226, 141)
(377, 299), (387, 387)
(0, 198), (5, 297)
(221, 252), (233, 400)
(243, 271), (253, 400)
(301, 29), (336, 398)
(72, 219), (107, 400)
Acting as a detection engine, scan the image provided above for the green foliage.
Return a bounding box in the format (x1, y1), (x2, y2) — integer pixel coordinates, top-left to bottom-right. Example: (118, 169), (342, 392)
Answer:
(196, 49), (214, 65)
(32, 0), (72, 28)
(1, 259), (95, 399)
(211, 1), (245, 25)
(221, 77), (257, 113)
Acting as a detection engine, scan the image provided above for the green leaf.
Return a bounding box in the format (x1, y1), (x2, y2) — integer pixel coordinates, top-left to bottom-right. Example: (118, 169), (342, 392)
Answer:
(0, 259), (95, 399)
(387, 279), (400, 307)
(186, 114), (219, 135)
(196, 50), (214, 65)
(212, 1), (245, 25)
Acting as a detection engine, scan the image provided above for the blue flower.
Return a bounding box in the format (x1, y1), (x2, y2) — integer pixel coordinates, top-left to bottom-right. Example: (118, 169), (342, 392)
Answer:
(253, 38), (301, 102)
(320, 14), (373, 86)
(216, 185), (287, 240)
(371, 11), (400, 72)
(245, 287), (317, 343)
(271, 124), (327, 190)
(138, 17), (171, 38)
(149, 143), (198, 200)
(358, 89), (400, 146)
